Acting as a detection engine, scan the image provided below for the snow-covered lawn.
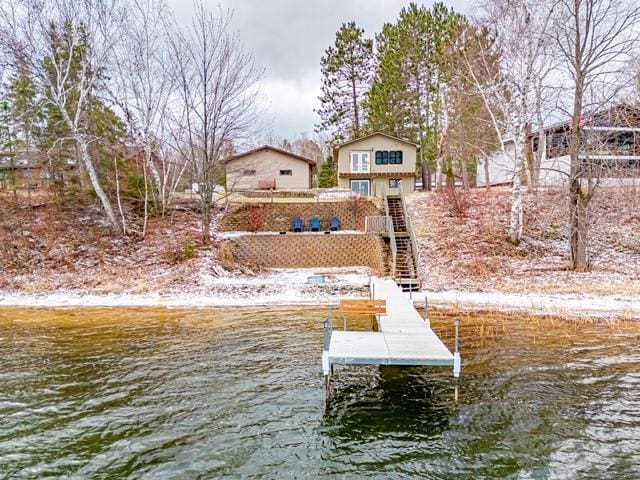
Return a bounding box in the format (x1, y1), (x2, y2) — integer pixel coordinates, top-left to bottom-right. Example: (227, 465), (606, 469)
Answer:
(415, 290), (640, 319)
(407, 188), (640, 297)
(0, 267), (371, 309)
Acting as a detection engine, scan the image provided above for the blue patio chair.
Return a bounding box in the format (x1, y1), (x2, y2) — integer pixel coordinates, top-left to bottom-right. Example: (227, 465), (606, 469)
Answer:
(329, 216), (340, 231)
(309, 216), (321, 232)
(292, 217), (303, 232)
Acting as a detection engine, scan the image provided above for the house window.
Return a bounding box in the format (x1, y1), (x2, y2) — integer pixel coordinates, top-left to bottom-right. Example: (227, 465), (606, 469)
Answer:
(350, 179), (370, 196)
(389, 179), (401, 188)
(280, 169), (292, 176)
(375, 151), (403, 165)
(243, 169), (256, 175)
(350, 151), (370, 173)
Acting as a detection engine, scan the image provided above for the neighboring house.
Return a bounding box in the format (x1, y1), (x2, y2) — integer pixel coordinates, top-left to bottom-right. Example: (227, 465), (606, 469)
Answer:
(478, 104), (640, 187)
(223, 145), (316, 191)
(335, 132), (418, 197)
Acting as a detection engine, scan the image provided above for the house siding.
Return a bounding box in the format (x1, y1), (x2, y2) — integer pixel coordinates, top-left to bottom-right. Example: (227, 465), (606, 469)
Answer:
(337, 134), (417, 197)
(226, 150), (312, 190)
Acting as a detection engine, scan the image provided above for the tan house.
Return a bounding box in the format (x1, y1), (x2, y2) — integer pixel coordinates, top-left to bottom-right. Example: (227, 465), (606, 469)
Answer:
(335, 132), (418, 197)
(224, 145), (316, 191)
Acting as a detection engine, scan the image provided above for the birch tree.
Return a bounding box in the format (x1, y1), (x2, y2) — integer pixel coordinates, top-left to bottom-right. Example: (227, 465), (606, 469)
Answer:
(112, 0), (182, 231)
(553, 0), (640, 271)
(462, 0), (556, 244)
(168, 2), (262, 244)
(0, 0), (127, 233)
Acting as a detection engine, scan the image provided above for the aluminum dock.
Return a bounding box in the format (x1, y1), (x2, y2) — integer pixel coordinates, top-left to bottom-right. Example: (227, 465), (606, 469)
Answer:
(322, 277), (461, 393)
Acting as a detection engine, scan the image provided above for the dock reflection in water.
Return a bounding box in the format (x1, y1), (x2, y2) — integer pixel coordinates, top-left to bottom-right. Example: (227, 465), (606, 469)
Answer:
(0, 307), (639, 479)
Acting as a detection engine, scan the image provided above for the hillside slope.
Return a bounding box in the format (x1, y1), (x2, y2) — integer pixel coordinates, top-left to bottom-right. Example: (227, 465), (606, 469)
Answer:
(407, 187), (640, 296)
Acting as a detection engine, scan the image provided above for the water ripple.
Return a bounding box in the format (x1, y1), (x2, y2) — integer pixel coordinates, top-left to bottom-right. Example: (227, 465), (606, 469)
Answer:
(0, 308), (639, 479)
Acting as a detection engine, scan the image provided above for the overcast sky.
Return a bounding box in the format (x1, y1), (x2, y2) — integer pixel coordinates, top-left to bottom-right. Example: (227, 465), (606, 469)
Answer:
(167, 0), (472, 140)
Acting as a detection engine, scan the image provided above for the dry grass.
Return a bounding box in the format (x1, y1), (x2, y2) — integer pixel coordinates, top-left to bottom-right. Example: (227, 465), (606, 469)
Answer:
(408, 186), (640, 296)
(0, 192), (225, 293)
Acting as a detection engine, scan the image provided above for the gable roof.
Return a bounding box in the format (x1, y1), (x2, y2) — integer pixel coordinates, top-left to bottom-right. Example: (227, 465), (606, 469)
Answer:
(336, 132), (419, 149)
(222, 145), (317, 166)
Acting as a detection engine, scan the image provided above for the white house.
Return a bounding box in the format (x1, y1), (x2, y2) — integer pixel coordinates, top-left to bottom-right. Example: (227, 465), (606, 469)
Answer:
(478, 105), (640, 187)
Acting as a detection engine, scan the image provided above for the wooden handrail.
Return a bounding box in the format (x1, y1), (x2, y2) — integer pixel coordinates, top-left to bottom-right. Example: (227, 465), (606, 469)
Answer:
(383, 188), (397, 278)
(398, 180), (420, 275)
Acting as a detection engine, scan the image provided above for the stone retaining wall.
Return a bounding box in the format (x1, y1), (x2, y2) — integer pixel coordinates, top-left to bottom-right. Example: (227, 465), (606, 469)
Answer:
(220, 199), (380, 232)
(227, 233), (386, 273)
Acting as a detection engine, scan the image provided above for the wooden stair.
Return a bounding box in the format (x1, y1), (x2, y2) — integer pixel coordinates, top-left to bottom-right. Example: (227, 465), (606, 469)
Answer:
(386, 195), (420, 292)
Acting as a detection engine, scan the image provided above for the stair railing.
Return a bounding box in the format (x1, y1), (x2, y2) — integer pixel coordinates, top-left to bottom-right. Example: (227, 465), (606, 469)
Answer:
(398, 180), (420, 276)
(383, 189), (397, 279)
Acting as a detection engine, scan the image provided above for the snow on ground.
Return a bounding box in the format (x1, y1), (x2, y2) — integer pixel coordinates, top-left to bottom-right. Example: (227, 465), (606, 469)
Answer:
(413, 290), (640, 319)
(0, 267), (371, 309)
(2, 269), (638, 319)
(407, 188), (640, 296)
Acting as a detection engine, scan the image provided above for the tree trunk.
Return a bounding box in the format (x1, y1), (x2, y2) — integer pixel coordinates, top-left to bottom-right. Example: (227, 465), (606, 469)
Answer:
(524, 122), (534, 187)
(75, 144), (88, 190)
(421, 159), (429, 191)
(435, 155), (444, 192)
(78, 137), (122, 234)
(509, 171), (523, 244)
(484, 156), (491, 190)
(569, 185), (588, 271)
(202, 202), (211, 245)
(461, 160), (470, 191)
(509, 132), (525, 244)
(568, 70), (589, 271)
(351, 75), (360, 137)
(144, 142), (162, 210)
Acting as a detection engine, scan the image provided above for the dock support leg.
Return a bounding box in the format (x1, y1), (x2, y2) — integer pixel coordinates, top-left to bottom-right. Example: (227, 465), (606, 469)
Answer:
(453, 316), (461, 378)
(323, 317), (332, 400)
(453, 316), (461, 404)
(424, 296), (430, 326)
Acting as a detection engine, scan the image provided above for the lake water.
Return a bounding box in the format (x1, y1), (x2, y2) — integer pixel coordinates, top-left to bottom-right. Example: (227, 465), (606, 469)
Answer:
(0, 307), (639, 479)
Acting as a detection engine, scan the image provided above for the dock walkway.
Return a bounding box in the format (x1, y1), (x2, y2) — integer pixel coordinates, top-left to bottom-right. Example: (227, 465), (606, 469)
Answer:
(322, 277), (461, 381)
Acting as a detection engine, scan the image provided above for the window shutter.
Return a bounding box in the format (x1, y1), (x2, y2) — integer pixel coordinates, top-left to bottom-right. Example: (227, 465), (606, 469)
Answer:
(375, 151), (382, 165)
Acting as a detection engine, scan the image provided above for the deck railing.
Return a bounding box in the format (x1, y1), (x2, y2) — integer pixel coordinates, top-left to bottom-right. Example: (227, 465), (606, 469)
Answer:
(383, 190), (397, 278)
(398, 181), (420, 276)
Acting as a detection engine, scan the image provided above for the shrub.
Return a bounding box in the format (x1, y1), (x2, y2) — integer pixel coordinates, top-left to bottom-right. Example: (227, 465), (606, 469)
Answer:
(182, 240), (196, 259)
(217, 241), (236, 270)
(247, 205), (268, 232)
(442, 184), (470, 217)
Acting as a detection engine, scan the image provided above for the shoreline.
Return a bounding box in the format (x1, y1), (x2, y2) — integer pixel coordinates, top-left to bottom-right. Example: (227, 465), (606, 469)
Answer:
(1, 286), (638, 319)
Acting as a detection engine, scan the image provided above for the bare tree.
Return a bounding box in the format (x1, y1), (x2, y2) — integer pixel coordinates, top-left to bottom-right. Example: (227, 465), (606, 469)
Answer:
(553, 0), (640, 271)
(463, 0), (557, 244)
(112, 0), (183, 233)
(168, 2), (263, 244)
(0, 0), (127, 233)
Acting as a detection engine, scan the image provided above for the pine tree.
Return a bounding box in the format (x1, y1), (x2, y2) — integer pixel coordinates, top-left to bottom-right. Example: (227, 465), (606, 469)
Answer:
(366, 2), (463, 188)
(318, 155), (337, 188)
(315, 22), (373, 144)
(38, 21), (125, 196)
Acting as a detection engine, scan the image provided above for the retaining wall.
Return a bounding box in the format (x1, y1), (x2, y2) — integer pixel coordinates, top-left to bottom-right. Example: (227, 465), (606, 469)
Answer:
(227, 233), (386, 273)
(220, 199), (380, 232)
